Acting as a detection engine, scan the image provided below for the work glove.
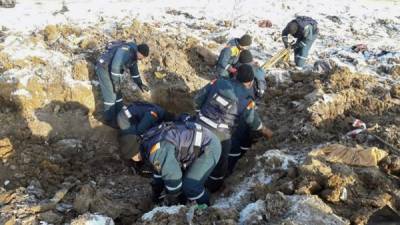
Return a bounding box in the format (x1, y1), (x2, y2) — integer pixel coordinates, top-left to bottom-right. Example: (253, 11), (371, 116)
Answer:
(164, 191), (187, 206)
(260, 126), (273, 140)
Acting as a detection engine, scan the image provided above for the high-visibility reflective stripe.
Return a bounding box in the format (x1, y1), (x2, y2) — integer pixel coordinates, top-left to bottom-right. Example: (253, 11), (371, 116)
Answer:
(256, 123), (263, 130)
(219, 124), (229, 129)
(188, 190), (205, 201)
(224, 65), (231, 70)
(295, 55), (307, 59)
(153, 174), (162, 178)
(282, 36), (288, 38)
(104, 102), (115, 106)
(229, 152), (241, 157)
(199, 115), (228, 130)
(194, 123), (202, 147)
(123, 108), (132, 118)
(131, 75), (140, 78)
(240, 146), (250, 151)
(200, 116), (218, 129)
(116, 98), (123, 102)
(300, 41), (306, 47)
(215, 95), (229, 107)
(150, 143), (160, 155)
(209, 176), (224, 180)
(121, 46), (129, 51)
(111, 72), (122, 77)
(165, 182), (182, 191)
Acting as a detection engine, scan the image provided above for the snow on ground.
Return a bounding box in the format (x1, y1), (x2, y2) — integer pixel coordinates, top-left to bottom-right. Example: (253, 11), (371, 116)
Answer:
(1, 0), (399, 83)
(213, 149), (298, 209)
(238, 200), (266, 225)
(141, 205), (185, 221)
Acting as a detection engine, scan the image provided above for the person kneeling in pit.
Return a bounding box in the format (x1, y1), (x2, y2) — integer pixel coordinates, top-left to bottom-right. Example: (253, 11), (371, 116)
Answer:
(120, 122), (221, 206)
(116, 101), (175, 136)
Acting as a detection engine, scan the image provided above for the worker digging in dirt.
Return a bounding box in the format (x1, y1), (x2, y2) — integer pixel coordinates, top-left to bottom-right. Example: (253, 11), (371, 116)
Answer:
(282, 16), (318, 68)
(95, 40), (150, 128)
(194, 64), (273, 192)
(120, 121), (221, 206)
(116, 101), (176, 136)
(216, 34), (252, 78)
(227, 50), (268, 174)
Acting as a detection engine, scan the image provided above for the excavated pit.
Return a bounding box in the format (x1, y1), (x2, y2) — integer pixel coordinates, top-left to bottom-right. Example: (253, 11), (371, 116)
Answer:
(1, 20), (400, 225)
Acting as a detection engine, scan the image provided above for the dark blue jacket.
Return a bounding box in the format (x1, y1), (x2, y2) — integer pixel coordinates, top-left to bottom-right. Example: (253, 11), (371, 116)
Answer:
(216, 38), (241, 78)
(140, 122), (215, 169)
(194, 79), (263, 133)
(97, 42), (143, 88)
(233, 62), (267, 99)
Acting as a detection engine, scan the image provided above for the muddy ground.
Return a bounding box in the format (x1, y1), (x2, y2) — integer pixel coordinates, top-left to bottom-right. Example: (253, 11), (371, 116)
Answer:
(1, 20), (400, 225)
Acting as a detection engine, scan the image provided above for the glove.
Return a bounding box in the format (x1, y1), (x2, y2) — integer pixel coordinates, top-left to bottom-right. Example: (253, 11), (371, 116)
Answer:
(260, 126), (273, 140)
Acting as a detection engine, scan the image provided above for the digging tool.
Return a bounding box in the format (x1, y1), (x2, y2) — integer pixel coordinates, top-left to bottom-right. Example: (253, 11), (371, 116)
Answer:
(261, 47), (291, 70)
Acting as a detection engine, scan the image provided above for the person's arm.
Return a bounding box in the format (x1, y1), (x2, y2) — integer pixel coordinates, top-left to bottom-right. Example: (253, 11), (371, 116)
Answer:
(254, 67), (267, 98)
(128, 62), (147, 91)
(242, 100), (272, 139)
(281, 24), (291, 48)
(216, 47), (233, 77)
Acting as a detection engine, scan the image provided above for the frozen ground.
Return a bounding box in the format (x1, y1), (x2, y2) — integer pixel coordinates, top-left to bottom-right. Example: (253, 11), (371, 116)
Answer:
(1, 0), (399, 72)
(1, 0), (400, 224)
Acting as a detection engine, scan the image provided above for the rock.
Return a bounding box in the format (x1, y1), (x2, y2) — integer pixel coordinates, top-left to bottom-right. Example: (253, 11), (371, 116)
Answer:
(194, 45), (217, 66)
(38, 211), (63, 224)
(79, 38), (98, 50)
(43, 25), (61, 43)
(71, 213), (115, 225)
(390, 65), (400, 78)
(326, 15), (343, 24)
(283, 195), (350, 225)
(0, 190), (15, 205)
(391, 84), (400, 99)
(0, 0), (15, 8)
(72, 60), (90, 81)
(239, 200), (266, 225)
(0, 216), (16, 225)
(313, 60), (334, 74)
(0, 138), (13, 159)
(74, 184), (96, 214)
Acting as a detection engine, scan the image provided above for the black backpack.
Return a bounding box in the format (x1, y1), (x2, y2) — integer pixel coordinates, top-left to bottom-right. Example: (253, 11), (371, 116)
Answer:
(105, 40), (127, 51)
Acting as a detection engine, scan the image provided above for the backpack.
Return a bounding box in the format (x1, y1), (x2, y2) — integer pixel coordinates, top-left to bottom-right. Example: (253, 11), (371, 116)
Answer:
(105, 40), (127, 51)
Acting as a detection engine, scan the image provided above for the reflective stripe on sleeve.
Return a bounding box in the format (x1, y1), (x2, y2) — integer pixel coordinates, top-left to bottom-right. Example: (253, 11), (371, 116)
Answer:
(165, 182), (182, 191)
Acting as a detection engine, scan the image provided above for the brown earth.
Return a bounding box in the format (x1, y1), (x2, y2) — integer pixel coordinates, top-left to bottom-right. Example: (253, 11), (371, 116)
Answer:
(1, 20), (400, 225)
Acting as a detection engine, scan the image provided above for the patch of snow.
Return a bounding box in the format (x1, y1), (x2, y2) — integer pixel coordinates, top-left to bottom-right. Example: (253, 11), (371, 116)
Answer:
(257, 149), (297, 170)
(239, 200), (266, 225)
(1, 68), (35, 86)
(11, 89), (32, 98)
(70, 213), (114, 225)
(141, 205), (184, 221)
(285, 195), (350, 225)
